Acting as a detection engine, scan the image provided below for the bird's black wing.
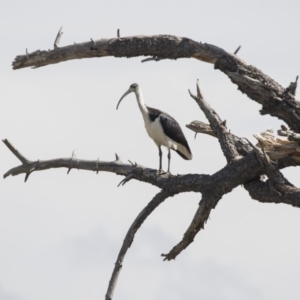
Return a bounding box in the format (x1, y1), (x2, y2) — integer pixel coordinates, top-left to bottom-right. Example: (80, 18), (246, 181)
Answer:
(147, 106), (161, 122)
(159, 111), (191, 153)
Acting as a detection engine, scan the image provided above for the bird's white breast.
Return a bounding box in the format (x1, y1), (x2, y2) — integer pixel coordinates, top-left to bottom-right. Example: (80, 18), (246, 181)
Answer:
(143, 115), (178, 150)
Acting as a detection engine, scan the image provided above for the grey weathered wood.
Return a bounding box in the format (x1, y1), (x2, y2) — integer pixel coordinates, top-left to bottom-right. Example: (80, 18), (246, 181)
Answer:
(12, 34), (300, 132)
(186, 120), (216, 137)
(162, 192), (219, 261)
(2, 139), (29, 165)
(244, 178), (300, 206)
(186, 121), (253, 156)
(189, 80), (241, 162)
(12, 35), (225, 70)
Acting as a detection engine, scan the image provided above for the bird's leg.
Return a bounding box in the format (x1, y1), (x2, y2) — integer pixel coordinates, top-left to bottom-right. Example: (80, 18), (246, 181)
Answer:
(167, 149), (171, 173)
(158, 146), (163, 173)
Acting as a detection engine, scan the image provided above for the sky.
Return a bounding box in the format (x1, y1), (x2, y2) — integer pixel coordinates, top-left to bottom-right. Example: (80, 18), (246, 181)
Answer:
(1, 1), (300, 299)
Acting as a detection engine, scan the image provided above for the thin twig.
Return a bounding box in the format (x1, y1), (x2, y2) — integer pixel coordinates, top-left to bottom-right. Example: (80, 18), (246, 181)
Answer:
(105, 190), (173, 300)
(2, 139), (29, 164)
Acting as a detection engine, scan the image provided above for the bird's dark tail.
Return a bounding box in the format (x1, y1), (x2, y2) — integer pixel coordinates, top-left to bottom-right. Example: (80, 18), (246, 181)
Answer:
(175, 149), (192, 160)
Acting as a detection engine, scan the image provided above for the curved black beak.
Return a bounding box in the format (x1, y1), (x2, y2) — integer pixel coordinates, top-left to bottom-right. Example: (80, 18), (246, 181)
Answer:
(116, 88), (133, 110)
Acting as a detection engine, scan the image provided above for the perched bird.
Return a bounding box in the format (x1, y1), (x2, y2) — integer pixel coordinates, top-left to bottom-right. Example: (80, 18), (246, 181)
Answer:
(117, 83), (192, 173)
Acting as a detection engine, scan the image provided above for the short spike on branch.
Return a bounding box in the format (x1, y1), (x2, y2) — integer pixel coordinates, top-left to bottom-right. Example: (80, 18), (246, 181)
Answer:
(67, 149), (77, 174)
(54, 26), (63, 49)
(115, 153), (121, 162)
(234, 45), (241, 54)
(96, 158), (100, 174)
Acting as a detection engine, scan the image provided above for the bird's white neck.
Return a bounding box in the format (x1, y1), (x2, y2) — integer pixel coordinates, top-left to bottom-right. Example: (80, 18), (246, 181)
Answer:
(135, 88), (148, 117)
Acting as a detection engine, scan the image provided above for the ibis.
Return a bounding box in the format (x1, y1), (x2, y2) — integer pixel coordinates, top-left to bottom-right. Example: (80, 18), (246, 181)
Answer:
(117, 83), (192, 173)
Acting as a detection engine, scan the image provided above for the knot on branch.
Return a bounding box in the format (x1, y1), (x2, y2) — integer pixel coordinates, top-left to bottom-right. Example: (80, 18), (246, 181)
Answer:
(214, 54), (239, 73)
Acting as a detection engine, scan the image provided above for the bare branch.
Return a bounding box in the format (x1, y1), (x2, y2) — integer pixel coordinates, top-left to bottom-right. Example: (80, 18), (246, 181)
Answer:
(188, 80), (241, 162)
(162, 192), (218, 261)
(3, 139), (30, 164)
(105, 190), (173, 300)
(244, 178), (300, 206)
(12, 34), (300, 131)
(248, 137), (285, 185)
(186, 121), (252, 156)
(244, 136), (298, 199)
(225, 69), (300, 132)
(3, 139), (213, 193)
(186, 120), (216, 137)
(13, 35), (226, 70)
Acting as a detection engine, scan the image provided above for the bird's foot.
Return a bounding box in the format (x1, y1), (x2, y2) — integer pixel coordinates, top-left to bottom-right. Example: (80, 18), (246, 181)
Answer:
(157, 169), (171, 175)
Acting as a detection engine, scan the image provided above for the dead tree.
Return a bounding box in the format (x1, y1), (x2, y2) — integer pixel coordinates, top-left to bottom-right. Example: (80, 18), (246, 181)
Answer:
(4, 31), (300, 300)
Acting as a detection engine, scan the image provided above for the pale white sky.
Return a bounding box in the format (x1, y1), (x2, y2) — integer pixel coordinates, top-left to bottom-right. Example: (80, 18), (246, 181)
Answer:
(1, 1), (300, 300)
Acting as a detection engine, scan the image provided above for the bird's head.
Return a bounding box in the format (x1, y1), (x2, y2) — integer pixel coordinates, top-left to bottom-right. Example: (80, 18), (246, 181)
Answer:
(116, 83), (140, 110)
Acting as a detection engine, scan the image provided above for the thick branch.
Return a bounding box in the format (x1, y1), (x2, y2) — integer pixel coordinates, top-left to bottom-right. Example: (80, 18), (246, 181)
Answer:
(243, 134), (300, 205)
(13, 35), (226, 70)
(13, 34), (300, 131)
(245, 178), (300, 206)
(105, 190), (173, 300)
(4, 132), (300, 202)
(3, 139), (210, 192)
(225, 70), (300, 132)
(4, 132), (300, 261)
